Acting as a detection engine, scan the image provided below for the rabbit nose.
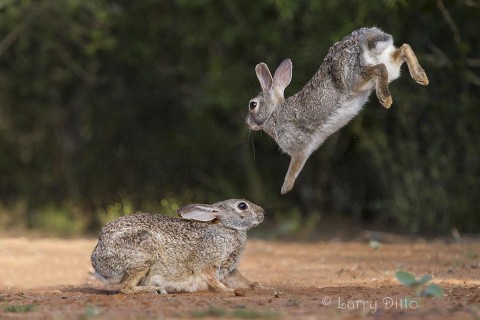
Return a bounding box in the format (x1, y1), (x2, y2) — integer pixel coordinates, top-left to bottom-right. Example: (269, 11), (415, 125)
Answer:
(245, 116), (253, 127)
(257, 212), (264, 223)
(246, 116), (261, 131)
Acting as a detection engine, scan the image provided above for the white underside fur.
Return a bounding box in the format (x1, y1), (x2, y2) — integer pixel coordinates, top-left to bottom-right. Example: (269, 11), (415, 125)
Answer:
(363, 42), (402, 82)
(147, 274), (209, 293)
(307, 91), (369, 156)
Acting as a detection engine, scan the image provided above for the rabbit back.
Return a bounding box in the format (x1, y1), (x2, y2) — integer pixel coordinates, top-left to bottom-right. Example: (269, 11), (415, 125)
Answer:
(91, 213), (211, 285)
(291, 28), (396, 119)
(323, 27), (399, 92)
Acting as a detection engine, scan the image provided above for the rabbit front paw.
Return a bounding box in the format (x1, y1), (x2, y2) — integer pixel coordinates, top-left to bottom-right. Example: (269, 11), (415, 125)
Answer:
(120, 286), (166, 294)
(281, 180), (294, 195)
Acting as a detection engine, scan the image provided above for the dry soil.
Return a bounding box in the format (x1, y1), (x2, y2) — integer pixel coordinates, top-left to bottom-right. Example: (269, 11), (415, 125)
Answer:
(0, 237), (479, 319)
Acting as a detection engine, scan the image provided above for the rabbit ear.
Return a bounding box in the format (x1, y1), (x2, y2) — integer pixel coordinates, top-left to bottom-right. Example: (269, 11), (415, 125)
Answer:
(255, 63), (273, 92)
(272, 58), (292, 97)
(177, 204), (219, 222)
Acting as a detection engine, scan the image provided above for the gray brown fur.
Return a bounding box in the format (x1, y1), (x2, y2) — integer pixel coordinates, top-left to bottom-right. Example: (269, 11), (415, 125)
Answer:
(91, 199), (264, 294)
(246, 27), (429, 194)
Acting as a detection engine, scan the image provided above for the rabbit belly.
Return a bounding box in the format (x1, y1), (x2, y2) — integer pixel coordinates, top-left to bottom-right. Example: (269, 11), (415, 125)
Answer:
(307, 91), (369, 155)
(146, 275), (209, 293)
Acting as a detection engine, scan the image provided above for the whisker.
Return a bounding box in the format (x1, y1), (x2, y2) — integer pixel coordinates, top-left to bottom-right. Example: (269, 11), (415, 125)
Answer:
(250, 132), (256, 160)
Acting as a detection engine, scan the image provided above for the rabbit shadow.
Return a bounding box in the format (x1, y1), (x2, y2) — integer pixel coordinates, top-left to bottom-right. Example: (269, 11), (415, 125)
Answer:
(61, 285), (119, 295)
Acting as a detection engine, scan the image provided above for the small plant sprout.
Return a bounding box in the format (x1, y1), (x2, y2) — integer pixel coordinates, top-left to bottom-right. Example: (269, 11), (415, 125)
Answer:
(395, 270), (444, 297)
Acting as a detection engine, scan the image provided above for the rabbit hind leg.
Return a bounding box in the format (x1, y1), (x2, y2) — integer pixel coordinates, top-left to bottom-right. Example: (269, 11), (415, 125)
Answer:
(361, 64), (392, 108)
(200, 266), (235, 294)
(391, 44), (429, 86)
(120, 266), (166, 294)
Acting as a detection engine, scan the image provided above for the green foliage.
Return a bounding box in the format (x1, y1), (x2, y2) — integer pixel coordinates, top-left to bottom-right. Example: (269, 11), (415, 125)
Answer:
(97, 200), (133, 226)
(80, 304), (102, 319)
(396, 271), (430, 287)
(191, 305), (281, 319)
(31, 204), (86, 236)
(191, 305), (227, 318)
(0, 0), (479, 234)
(421, 283), (444, 298)
(3, 304), (36, 313)
(231, 307), (282, 319)
(395, 270), (444, 298)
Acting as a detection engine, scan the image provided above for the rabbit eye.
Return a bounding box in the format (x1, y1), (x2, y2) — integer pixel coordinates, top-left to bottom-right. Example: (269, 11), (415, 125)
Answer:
(249, 101), (257, 110)
(237, 202), (248, 210)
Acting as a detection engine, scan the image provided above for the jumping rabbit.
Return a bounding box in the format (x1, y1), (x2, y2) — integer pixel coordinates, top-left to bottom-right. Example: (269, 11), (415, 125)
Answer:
(91, 199), (264, 294)
(246, 27), (429, 194)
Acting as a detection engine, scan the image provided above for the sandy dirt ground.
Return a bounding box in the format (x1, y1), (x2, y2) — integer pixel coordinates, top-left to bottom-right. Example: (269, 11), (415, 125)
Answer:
(0, 236), (479, 319)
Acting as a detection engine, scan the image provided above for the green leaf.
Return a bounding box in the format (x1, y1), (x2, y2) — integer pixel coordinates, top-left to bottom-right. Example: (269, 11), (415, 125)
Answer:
(4, 304), (35, 313)
(421, 284), (444, 298)
(396, 270), (418, 287)
(417, 274), (433, 285)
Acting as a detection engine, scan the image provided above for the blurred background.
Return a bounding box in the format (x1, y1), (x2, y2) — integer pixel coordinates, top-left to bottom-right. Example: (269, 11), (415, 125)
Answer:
(0, 0), (478, 237)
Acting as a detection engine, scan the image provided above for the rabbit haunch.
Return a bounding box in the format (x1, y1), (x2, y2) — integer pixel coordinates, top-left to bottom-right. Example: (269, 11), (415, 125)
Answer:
(91, 199), (264, 294)
(246, 27), (429, 194)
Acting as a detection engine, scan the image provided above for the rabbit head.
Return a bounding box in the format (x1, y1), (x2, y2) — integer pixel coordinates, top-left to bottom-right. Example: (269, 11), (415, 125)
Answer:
(246, 58), (292, 131)
(177, 199), (264, 231)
